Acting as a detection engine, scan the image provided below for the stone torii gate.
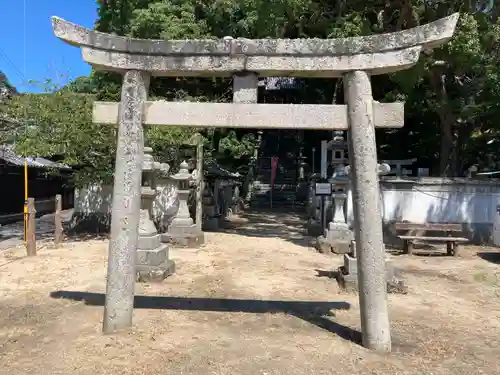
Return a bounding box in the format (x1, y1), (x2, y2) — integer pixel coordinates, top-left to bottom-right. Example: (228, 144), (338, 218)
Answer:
(51, 14), (458, 352)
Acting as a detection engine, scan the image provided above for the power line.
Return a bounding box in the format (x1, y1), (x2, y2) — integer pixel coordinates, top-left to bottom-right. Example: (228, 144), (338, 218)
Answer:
(23, 0), (27, 80)
(0, 46), (25, 82)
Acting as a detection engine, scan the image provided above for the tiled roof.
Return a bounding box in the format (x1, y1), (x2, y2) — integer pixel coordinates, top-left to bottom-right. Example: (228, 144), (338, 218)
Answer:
(0, 145), (71, 170)
(205, 160), (241, 179)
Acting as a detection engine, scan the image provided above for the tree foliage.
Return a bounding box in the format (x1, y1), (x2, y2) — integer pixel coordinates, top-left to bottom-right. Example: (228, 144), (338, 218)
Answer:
(1, 0), (499, 182)
(0, 91), (116, 186)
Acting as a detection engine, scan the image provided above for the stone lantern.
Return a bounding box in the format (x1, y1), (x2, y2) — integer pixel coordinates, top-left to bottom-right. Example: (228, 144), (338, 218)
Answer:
(338, 162), (405, 293)
(328, 130), (348, 182)
(163, 160), (203, 248)
(136, 147), (175, 282)
(298, 147), (307, 181)
(231, 172), (243, 214)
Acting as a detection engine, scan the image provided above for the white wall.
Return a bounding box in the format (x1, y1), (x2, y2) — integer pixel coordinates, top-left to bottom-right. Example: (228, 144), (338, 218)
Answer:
(345, 177), (500, 243)
(345, 178), (500, 225)
(73, 177), (179, 231)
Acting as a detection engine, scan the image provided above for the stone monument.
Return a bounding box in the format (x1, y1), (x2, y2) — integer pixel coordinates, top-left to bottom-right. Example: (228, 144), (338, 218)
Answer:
(316, 131), (352, 254)
(336, 162), (405, 292)
(52, 14), (459, 352)
(230, 173), (243, 214)
(202, 183), (220, 231)
(136, 147), (175, 282)
(338, 240), (407, 294)
(316, 190), (352, 254)
(163, 161), (204, 248)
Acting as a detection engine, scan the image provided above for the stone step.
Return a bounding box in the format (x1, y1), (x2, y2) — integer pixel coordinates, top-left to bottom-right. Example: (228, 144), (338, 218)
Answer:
(253, 192), (298, 197)
(254, 183), (297, 190)
(251, 195), (297, 202)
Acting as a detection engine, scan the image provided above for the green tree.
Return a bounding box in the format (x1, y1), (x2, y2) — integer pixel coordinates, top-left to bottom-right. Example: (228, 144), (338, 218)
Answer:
(0, 90), (117, 187)
(4, 0), (500, 182)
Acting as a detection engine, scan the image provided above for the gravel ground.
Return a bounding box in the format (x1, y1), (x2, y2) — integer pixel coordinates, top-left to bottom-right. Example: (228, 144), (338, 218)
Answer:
(0, 209), (499, 375)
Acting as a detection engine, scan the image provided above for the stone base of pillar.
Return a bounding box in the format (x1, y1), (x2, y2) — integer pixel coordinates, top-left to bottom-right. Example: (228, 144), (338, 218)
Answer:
(315, 222), (353, 254)
(136, 233), (175, 283)
(325, 222), (353, 254)
(336, 253), (407, 294)
(162, 224), (204, 248)
(136, 259), (176, 283)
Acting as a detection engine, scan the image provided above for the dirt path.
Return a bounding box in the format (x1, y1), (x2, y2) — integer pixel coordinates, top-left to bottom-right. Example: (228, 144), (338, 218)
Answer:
(1, 210), (499, 375)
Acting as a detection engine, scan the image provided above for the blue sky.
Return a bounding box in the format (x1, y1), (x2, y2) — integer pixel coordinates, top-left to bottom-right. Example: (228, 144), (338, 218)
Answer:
(0, 1), (98, 92)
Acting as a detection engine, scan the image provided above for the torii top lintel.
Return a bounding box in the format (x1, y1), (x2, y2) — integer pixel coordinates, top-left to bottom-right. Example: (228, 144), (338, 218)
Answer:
(52, 14), (459, 78)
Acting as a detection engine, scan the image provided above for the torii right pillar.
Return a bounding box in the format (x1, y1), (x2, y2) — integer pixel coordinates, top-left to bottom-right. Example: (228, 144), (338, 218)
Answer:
(344, 71), (392, 350)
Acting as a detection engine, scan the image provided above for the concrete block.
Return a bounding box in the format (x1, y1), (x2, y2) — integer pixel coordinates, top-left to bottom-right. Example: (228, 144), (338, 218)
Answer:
(162, 231), (204, 248)
(138, 233), (161, 250)
(315, 235), (333, 255)
(331, 241), (351, 254)
(136, 259), (175, 283)
(136, 243), (168, 267)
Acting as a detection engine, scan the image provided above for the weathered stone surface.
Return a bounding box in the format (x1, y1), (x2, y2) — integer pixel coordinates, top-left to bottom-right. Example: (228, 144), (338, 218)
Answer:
(138, 233), (161, 250)
(166, 161), (204, 247)
(81, 46), (421, 77)
(103, 70), (149, 334)
(315, 235), (332, 254)
(344, 70), (391, 352)
(136, 146), (174, 284)
(162, 231), (204, 248)
(136, 259), (175, 283)
(337, 256), (407, 295)
(53, 14), (458, 77)
(136, 243), (168, 267)
(52, 14), (458, 56)
(93, 101), (404, 130)
(330, 240), (351, 255)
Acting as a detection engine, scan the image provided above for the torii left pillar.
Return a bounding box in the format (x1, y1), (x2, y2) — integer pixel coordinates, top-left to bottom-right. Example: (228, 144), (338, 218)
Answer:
(103, 70), (150, 333)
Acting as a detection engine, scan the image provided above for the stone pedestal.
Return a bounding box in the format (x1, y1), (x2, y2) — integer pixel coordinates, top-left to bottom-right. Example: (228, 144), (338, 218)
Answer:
(316, 192), (353, 254)
(306, 180), (324, 236)
(337, 241), (407, 294)
(202, 184), (220, 231)
(136, 148), (175, 283)
(164, 161), (204, 248)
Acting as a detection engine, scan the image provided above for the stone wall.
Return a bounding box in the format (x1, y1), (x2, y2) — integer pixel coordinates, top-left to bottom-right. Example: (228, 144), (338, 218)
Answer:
(71, 178), (179, 233)
(345, 177), (500, 244)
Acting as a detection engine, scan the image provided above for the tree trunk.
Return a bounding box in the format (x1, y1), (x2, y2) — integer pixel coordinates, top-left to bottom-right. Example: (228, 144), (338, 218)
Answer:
(430, 66), (457, 177)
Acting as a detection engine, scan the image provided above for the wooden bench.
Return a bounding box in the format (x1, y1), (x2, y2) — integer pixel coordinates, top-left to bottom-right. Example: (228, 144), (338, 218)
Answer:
(393, 222), (468, 256)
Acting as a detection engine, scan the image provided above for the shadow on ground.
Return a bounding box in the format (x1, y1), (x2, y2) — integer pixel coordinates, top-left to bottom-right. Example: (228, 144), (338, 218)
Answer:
(0, 210), (106, 249)
(50, 291), (360, 344)
(221, 208), (315, 248)
(477, 251), (500, 264)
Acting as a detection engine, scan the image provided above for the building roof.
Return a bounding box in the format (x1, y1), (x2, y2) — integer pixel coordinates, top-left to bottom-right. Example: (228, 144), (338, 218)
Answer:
(0, 145), (71, 170)
(205, 160), (241, 179)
